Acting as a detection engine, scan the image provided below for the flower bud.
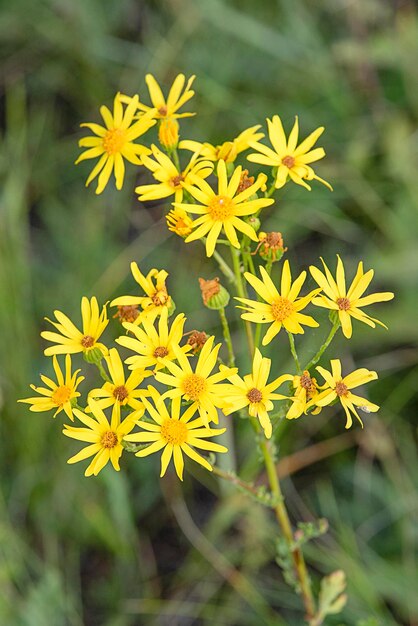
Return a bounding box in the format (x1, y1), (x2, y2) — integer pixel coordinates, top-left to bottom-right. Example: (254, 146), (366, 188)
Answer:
(158, 117), (179, 150)
(199, 277), (230, 310)
(255, 231), (287, 263)
(184, 330), (209, 355)
(83, 347), (105, 364)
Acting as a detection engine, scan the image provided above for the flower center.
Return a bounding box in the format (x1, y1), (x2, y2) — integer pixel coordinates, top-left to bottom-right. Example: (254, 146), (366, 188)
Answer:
(161, 419), (188, 445)
(81, 335), (95, 348)
(247, 387), (263, 403)
(181, 374), (207, 401)
(158, 106), (168, 116)
(153, 346), (169, 358)
(300, 371), (313, 390)
(335, 380), (349, 397)
(113, 385), (129, 402)
(151, 290), (169, 306)
(51, 385), (72, 406)
(169, 174), (184, 188)
(271, 297), (294, 322)
(101, 430), (119, 449)
(113, 305), (140, 323)
(102, 128), (126, 155)
(336, 297), (351, 311)
(208, 195), (235, 221)
(282, 155), (295, 168)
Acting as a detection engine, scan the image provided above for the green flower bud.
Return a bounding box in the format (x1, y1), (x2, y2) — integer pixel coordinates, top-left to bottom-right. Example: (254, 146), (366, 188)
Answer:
(199, 277), (230, 310)
(83, 347), (105, 364)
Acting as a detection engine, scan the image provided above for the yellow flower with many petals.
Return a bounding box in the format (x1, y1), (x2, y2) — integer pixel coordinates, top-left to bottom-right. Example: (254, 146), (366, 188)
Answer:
(63, 399), (140, 476)
(111, 263), (173, 324)
(309, 256), (394, 339)
(219, 349), (291, 438)
(155, 336), (237, 426)
(88, 348), (149, 412)
(179, 125), (264, 163)
(236, 261), (320, 345)
(166, 207), (194, 238)
(120, 74), (196, 120)
(116, 309), (191, 372)
(247, 115), (332, 191)
(123, 388), (227, 480)
(286, 370), (322, 420)
(175, 160), (273, 257)
(41, 297), (108, 357)
(135, 145), (213, 203)
(18, 355), (84, 421)
(76, 94), (155, 194)
(309, 360), (379, 428)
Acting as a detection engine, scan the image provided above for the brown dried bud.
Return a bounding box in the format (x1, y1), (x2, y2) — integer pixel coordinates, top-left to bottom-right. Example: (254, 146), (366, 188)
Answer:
(113, 305), (140, 324)
(185, 330), (209, 355)
(199, 277), (230, 309)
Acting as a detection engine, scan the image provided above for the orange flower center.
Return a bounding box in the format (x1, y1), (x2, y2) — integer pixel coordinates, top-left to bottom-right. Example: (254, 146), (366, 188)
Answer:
(81, 335), (95, 348)
(247, 387), (263, 403)
(113, 385), (129, 402)
(208, 195), (235, 221)
(271, 297), (294, 322)
(336, 297), (351, 311)
(161, 419), (188, 445)
(169, 174), (184, 188)
(335, 380), (349, 397)
(282, 155), (295, 168)
(101, 430), (119, 449)
(51, 385), (72, 406)
(153, 346), (169, 358)
(151, 290), (169, 306)
(182, 374), (207, 401)
(102, 128), (126, 155)
(158, 106), (168, 116)
(113, 305), (140, 323)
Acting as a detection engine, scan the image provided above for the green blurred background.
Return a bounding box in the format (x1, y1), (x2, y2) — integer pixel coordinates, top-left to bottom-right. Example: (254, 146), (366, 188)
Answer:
(1, 0), (417, 624)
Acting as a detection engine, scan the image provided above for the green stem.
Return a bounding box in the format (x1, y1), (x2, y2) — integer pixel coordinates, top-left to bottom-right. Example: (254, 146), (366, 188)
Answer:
(96, 360), (111, 383)
(305, 321), (340, 371)
(288, 332), (302, 375)
(219, 308), (235, 367)
(264, 180), (277, 198)
(230, 245), (254, 356)
(203, 240), (236, 285)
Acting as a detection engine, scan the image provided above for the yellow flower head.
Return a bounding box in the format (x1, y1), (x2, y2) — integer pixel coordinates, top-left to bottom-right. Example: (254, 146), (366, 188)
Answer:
(76, 94), (156, 194)
(116, 309), (191, 372)
(111, 263), (173, 324)
(219, 348), (291, 438)
(310, 256), (394, 339)
(18, 355), (84, 421)
(155, 335), (237, 426)
(236, 261), (320, 345)
(175, 160), (274, 257)
(135, 144), (213, 204)
(41, 297), (108, 357)
(310, 359), (379, 428)
(123, 387), (227, 480)
(247, 115), (332, 191)
(120, 73), (196, 120)
(166, 207), (194, 238)
(88, 348), (149, 412)
(286, 370), (322, 420)
(179, 125), (264, 163)
(63, 399), (140, 476)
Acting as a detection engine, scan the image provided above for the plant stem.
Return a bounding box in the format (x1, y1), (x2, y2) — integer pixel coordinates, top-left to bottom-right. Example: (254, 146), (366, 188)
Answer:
(203, 240), (236, 285)
(219, 307), (235, 367)
(288, 332), (302, 375)
(96, 360), (111, 383)
(230, 245), (254, 356)
(305, 321), (340, 371)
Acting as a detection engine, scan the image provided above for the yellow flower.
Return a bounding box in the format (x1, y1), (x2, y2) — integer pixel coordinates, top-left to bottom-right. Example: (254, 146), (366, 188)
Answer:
(116, 309), (191, 372)
(219, 349), (291, 438)
(123, 387), (227, 480)
(63, 399), (139, 476)
(111, 263), (173, 324)
(135, 145), (213, 203)
(166, 207), (194, 237)
(309, 360), (379, 428)
(158, 117), (180, 150)
(310, 256), (394, 339)
(120, 74), (196, 119)
(179, 125), (264, 163)
(76, 94), (155, 194)
(286, 370), (322, 420)
(154, 335), (237, 426)
(88, 348), (149, 412)
(175, 160), (274, 257)
(247, 115), (332, 191)
(236, 261), (320, 345)
(18, 355), (84, 421)
(41, 297), (108, 357)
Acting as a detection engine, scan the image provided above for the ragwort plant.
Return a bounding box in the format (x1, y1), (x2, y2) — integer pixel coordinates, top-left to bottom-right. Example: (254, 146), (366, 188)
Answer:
(19, 73), (394, 624)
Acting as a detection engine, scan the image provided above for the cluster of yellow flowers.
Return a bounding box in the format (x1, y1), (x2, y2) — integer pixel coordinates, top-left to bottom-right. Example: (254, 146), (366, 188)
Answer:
(20, 74), (394, 481)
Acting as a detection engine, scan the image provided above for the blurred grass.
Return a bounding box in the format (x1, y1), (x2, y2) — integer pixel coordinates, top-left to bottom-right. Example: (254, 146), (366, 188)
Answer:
(1, 0), (417, 624)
